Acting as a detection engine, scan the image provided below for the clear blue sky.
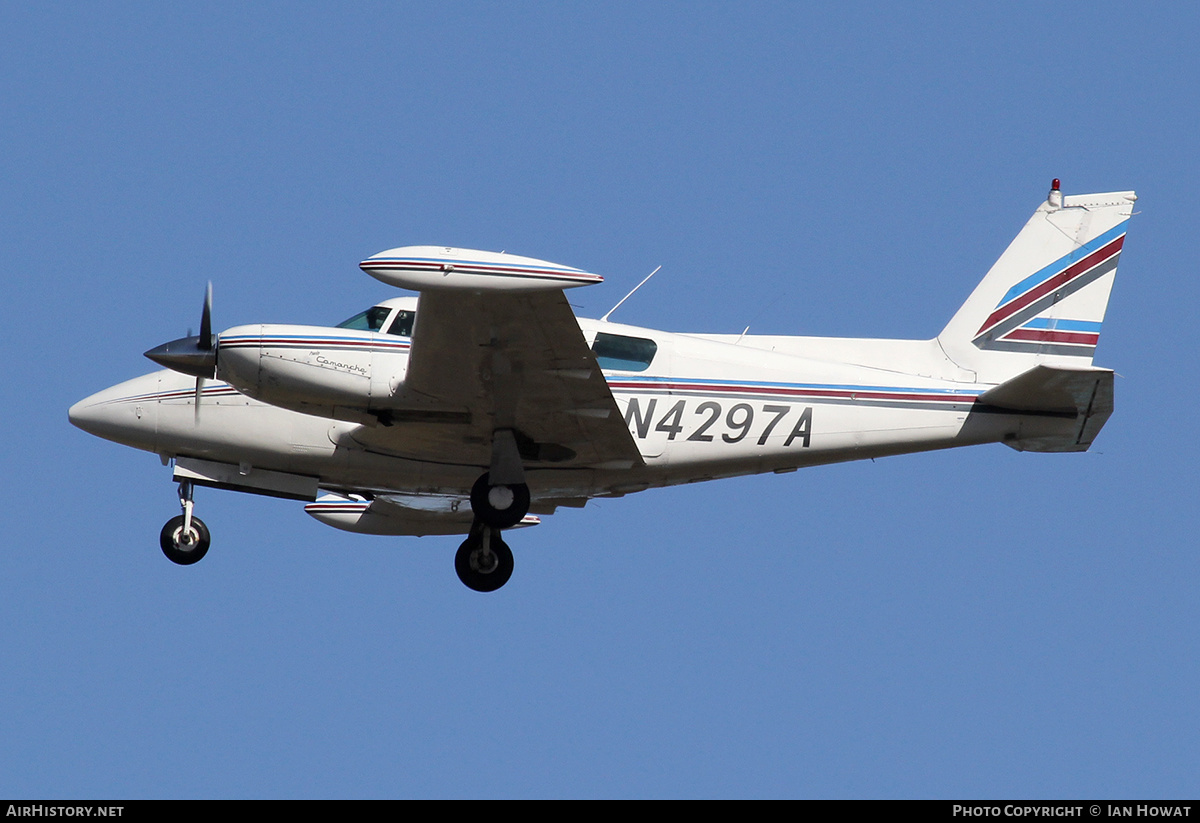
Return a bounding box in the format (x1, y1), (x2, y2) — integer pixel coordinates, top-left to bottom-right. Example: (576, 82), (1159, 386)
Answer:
(2, 2), (1197, 798)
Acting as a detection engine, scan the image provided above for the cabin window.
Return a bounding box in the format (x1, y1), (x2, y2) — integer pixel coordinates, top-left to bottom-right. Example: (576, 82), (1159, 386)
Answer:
(592, 332), (657, 372)
(336, 306), (392, 332)
(386, 310), (415, 337)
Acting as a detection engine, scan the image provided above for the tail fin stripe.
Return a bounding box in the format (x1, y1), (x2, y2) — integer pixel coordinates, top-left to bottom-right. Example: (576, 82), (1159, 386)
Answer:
(975, 222), (1127, 336)
(1002, 318), (1101, 347)
(977, 341), (1097, 357)
(994, 221), (1128, 307)
(981, 318), (1102, 356)
(973, 252), (1120, 346)
(1020, 318), (1103, 332)
(1003, 328), (1100, 345)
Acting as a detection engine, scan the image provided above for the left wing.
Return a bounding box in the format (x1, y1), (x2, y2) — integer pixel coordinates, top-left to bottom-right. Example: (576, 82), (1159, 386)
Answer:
(352, 248), (643, 472)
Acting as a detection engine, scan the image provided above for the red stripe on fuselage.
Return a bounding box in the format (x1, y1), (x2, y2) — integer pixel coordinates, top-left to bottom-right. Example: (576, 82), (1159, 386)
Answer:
(605, 381), (977, 403)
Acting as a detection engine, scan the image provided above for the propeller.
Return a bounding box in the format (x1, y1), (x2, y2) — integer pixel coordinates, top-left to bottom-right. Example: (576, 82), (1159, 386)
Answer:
(144, 283), (217, 423)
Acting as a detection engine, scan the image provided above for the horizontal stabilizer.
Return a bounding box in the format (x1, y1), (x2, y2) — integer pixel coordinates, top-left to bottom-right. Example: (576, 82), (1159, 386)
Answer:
(979, 365), (1114, 452)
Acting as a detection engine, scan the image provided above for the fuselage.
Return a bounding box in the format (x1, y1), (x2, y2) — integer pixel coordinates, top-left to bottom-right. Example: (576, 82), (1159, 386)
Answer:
(69, 303), (1064, 513)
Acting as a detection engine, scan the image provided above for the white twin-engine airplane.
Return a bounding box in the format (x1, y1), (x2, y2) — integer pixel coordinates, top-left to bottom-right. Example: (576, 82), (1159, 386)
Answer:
(70, 182), (1134, 591)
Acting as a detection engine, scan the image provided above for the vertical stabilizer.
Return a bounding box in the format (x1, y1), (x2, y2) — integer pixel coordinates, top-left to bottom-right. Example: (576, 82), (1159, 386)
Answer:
(937, 183), (1136, 384)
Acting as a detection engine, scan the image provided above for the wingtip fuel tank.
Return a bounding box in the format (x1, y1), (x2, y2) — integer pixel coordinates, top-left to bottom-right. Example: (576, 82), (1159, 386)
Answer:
(360, 245), (603, 293)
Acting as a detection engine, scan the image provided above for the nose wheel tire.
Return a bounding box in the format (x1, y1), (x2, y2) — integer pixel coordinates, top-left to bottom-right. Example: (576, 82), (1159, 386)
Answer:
(160, 514), (211, 565)
(455, 531), (514, 592)
(470, 472), (530, 529)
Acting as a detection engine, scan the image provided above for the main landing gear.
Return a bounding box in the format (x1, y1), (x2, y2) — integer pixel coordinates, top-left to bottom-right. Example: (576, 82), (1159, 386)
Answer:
(456, 469), (530, 592)
(470, 471), (530, 529)
(160, 480), (210, 565)
(455, 524), (514, 592)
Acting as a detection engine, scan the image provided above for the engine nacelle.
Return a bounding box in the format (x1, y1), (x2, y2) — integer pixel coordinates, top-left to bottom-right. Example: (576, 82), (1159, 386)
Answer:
(305, 494), (420, 535)
(305, 493), (540, 536)
(217, 324), (410, 419)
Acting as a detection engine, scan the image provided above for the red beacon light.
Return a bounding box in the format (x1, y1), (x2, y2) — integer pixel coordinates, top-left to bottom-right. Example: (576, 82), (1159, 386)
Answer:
(1048, 178), (1063, 207)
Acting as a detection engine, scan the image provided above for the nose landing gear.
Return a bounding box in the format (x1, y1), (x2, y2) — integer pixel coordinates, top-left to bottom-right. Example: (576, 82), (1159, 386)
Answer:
(160, 480), (211, 565)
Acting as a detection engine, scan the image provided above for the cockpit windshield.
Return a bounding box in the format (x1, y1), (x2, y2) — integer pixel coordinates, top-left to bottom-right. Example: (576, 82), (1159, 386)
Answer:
(336, 305), (417, 337)
(336, 306), (392, 332)
(388, 310), (414, 337)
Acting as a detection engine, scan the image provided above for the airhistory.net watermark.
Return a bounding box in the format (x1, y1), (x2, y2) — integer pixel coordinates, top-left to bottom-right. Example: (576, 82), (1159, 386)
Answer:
(6, 807), (123, 817)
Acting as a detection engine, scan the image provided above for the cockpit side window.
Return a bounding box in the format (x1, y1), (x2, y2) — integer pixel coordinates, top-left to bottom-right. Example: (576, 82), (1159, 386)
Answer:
(591, 332), (658, 372)
(386, 310), (415, 337)
(336, 306), (392, 332)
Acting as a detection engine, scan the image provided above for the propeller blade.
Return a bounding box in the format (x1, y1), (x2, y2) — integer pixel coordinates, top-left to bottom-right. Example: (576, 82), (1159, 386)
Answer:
(192, 283), (213, 423)
(199, 282), (212, 351)
(194, 376), (205, 424)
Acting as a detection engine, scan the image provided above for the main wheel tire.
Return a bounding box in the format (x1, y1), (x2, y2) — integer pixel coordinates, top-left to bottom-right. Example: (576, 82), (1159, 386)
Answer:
(455, 532), (514, 592)
(469, 472), (530, 529)
(159, 514), (211, 565)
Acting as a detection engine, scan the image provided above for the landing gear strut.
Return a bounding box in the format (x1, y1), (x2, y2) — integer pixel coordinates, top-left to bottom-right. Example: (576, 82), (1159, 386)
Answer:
(160, 480), (210, 565)
(455, 524), (514, 592)
(458, 429), (531, 589)
(468, 429), (531, 528)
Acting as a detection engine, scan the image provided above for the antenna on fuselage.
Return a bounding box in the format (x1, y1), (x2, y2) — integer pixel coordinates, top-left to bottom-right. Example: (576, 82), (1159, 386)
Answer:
(601, 265), (662, 323)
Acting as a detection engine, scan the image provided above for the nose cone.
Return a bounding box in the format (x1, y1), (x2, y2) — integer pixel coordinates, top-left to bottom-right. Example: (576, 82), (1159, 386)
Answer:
(144, 334), (216, 378)
(69, 373), (161, 451)
(69, 386), (120, 437)
(67, 396), (95, 433)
